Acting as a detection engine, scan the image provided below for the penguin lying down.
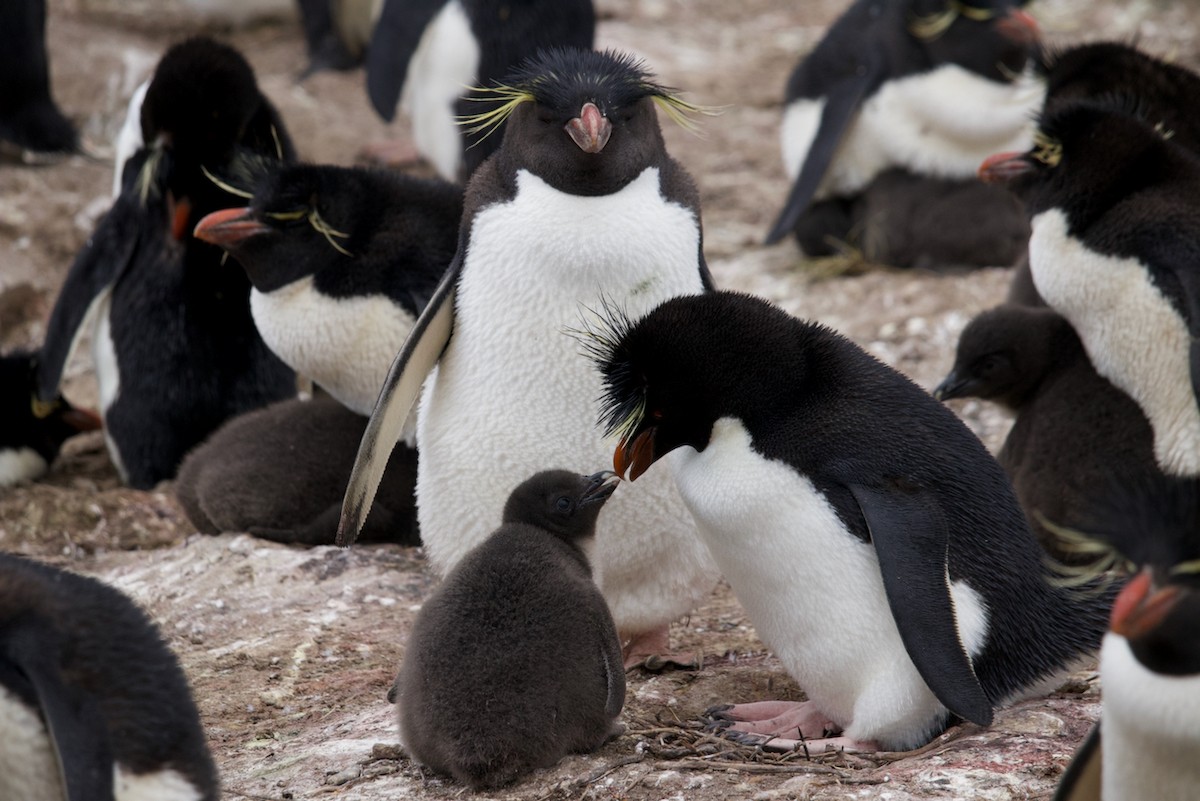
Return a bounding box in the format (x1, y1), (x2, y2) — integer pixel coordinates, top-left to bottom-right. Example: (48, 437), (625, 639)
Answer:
(0, 553), (218, 801)
(587, 291), (1113, 753)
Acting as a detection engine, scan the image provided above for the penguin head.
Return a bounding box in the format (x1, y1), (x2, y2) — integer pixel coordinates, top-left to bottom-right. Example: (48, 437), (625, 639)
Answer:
(501, 469), (620, 543)
(907, 0), (1040, 83)
(0, 351), (101, 470)
(465, 48), (705, 196)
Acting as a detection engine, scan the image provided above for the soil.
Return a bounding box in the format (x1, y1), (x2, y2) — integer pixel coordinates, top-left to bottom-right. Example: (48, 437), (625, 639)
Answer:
(1, 1), (1194, 799)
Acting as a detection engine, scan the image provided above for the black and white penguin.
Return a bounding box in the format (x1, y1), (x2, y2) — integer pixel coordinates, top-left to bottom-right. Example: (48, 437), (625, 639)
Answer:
(295, 0), (374, 77)
(193, 163), (462, 417)
(0, 553), (219, 801)
(0, 0), (76, 155)
(934, 305), (1161, 561)
(0, 350), (100, 487)
(588, 291), (1112, 752)
(340, 48), (721, 667)
(980, 96), (1200, 477)
(765, 0), (1043, 254)
(393, 469), (624, 790)
(1052, 478), (1200, 801)
(365, 0), (594, 181)
(175, 394), (419, 545)
(35, 38), (297, 489)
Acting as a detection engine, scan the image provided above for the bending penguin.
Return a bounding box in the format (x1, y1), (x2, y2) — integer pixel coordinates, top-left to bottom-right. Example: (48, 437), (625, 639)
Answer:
(393, 470), (624, 790)
(340, 48), (722, 667)
(589, 291), (1112, 752)
(0, 553), (219, 801)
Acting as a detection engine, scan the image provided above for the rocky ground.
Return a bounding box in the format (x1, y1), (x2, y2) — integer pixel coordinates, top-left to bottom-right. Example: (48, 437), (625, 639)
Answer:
(1, 0), (1196, 799)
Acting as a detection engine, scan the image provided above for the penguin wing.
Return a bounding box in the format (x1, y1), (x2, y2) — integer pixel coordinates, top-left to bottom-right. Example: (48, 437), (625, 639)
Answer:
(1052, 724), (1101, 801)
(2, 623), (116, 801)
(338, 259), (458, 546)
(846, 482), (994, 727)
(763, 54), (882, 245)
(365, 0), (452, 122)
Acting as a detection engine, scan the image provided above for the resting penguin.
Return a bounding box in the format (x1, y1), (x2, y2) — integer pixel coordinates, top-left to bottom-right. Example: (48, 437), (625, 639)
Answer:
(393, 470), (624, 790)
(0, 0), (76, 155)
(0, 553), (219, 801)
(0, 350), (101, 487)
(588, 291), (1112, 752)
(1051, 478), (1200, 801)
(36, 38), (297, 489)
(193, 163), (462, 417)
(980, 96), (1200, 477)
(934, 305), (1161, 561)
(340, 48), (722, 667)
(364, 0), (594, 181)
(765, 0), (1043, 258)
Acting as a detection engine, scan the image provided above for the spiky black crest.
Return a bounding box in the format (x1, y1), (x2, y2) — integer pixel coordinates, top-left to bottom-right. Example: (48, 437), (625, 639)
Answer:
(569, 299), (646, 442)
(1036, 94), (1173, 150)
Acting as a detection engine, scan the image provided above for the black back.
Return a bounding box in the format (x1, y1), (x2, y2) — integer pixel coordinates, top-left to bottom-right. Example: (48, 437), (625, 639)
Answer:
(0, 0), (76, 153)
(0, 351), (95, 470)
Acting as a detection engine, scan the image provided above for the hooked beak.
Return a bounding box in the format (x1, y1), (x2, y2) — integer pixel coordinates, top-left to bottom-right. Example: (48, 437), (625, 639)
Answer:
(1111, 568), (1182, 639)
(614, 428), (658, 482)
(580, 470), (621, 506)
(193, 207), (271, 248)
(994, 8), (1040, 45)
(978, 150), (1034, 184)
(933, 370), (972, 402)
(566, 102), (612, 154)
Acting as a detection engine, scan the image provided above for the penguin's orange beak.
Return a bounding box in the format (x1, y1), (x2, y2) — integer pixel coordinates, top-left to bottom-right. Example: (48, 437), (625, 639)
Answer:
(61, 406), (103, 432)
(978, 151), (1033, 184)
(1111, 568), (1181, 639)
(566, 102), (612, 154)
(995, 9), (1040, 45)
(614, 428), (656, 482)
(193, 207), (271, 248)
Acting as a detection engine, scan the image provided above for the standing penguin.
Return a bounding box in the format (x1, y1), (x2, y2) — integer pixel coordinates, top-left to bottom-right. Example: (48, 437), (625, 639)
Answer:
(341, 48), (721, 667)
(980, 96), (1200, 477)
(193, 163), (462, 417)
(765, 0), (1042, 256)
(394, 470), (624, 790)
(364, 0), (595, 181)
(35, 38), (297, 489)
(0, 553), (219, 801)
(0, 0), (76, 155)
(590, 291), (1111, 752)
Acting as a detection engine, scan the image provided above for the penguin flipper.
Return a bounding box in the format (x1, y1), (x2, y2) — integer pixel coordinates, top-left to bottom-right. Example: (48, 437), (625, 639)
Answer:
(3, 623), (116, 801)
(1052, 724), (1101, 801)
(764, 61), (880, 245)
(847, 482), (994, 727)
(365, 0), (451, 122)
(338, 263), (458, 546)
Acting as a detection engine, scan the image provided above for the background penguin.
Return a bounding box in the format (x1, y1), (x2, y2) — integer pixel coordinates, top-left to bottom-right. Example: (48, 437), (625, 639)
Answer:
(0, 350), (101, 487)
(340, 47), (722, 668)
(0, 0), (77, 155)
(934, 304), (1161, 562)
(295, 0), (377, 77)
(174, 394), (419, 545)
(1051, 477), (1200, 801)
(764, 0), (1042, 267)
(589, 291), (1112, 752)
(980, 96), (1200, 477)
(35, 38), (297, 489)
(364, 0), (595, 181)
(393, 469), (624, 790)
(193, 163), (462, 417)
(0, 553), (219, 801)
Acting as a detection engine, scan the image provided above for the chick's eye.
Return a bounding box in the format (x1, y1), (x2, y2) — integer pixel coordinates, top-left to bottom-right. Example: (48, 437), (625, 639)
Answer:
(555, 497), (573, 512)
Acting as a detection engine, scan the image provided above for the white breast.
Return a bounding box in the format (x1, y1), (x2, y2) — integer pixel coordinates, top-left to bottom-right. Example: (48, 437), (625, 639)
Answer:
(0, 686), (65, 801)
(672, 417), (989, 749)
(92, 291), (129, 483)
(416, 167), (720, 633)
(251, 276), (416, 416)
(781, 64), (1042, 199)
(0, 448), (49, 487)
(112, 80), (149, 198)
(1030, 209), (1200, 476)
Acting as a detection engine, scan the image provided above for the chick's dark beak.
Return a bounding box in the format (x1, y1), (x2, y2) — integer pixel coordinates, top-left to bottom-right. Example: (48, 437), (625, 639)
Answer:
(614, 427), (657, 482)
(1111, 568), (1182, 639)
(933, 371), (969, 402)
(193, 207), (271, 248)
(978, 151), (1033, 184)
(580, 470), (621, 505)
(566, 102), (612, 154)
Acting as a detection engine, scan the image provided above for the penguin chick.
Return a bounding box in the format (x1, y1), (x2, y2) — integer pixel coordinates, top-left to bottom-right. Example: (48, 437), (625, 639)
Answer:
(174, 394), (418, 545)
(0, 0), (76, 154)
(193, 163), (462, 417)
(0, 553), (219, 801)
(590, 291), (1111, 752)
(394, 469), (624, 790)
(0, 350), (101, 487)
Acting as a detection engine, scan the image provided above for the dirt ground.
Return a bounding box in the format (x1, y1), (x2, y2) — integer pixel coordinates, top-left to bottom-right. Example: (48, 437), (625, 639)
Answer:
(1, 0), (1196, 798)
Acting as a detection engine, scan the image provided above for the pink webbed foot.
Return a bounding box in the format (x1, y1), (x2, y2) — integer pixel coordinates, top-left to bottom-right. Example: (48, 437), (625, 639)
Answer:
(621, 625), (700, 671)
(704, 700), (879, 754)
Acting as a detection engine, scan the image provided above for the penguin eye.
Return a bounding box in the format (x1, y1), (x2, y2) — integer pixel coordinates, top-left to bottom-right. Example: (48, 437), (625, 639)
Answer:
(554, 496), (573, 513)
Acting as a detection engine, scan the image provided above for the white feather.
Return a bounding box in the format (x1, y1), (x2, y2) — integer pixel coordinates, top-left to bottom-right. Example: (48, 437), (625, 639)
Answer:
(0, 686), (64, 801)
(112, 80), (149, 198)
(113, 766), (204, 801)
(92, 292), (129, 483)
(0, 448), (49, 487)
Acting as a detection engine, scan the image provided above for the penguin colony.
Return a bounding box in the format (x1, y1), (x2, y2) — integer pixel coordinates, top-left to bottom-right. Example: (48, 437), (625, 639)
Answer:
(3, 0), (1200, 796)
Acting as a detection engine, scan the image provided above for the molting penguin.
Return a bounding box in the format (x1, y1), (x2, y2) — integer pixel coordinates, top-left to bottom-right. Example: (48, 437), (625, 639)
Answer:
(0, 350), (101, 487)
(589, 291), (1112, 752)
(340, 48), (721, 667)
(0, 553), (219, 801)
(765, 0), (1042, 261)
(935, 305), (1161, 561)
(175, 394), (419, 545)
(365, 0), (594, 180)
(36, 38), (297, 489)
(0, 0), (76, 155)
(393, 470), (624, 790)
(193, 163), (462, 417)
(980, 97), (1200, 477)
